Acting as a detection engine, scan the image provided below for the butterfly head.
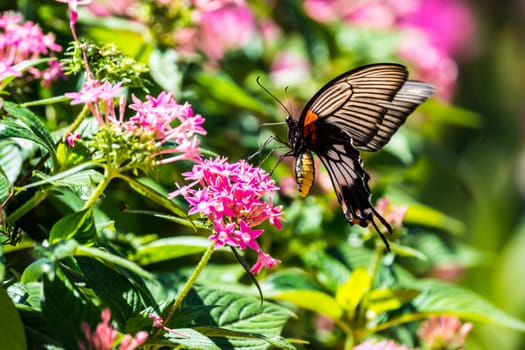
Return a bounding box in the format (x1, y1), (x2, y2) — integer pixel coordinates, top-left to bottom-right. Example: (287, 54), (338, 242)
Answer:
(285, 115), (303, 153)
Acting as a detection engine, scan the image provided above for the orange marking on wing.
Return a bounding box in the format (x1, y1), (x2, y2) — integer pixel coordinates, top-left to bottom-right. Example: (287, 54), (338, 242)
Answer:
(303, 109), (318, 127)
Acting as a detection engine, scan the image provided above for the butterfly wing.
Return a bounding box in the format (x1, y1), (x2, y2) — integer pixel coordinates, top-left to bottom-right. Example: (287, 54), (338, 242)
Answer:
(301, 63), (434, 152)
(309, 122), (392, 247)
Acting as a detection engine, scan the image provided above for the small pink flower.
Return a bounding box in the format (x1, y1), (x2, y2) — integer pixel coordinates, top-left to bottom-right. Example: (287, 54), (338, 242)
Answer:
(197, 3), (255, 61)
(374, 197), (407, 228)
(65, 80), (123, 125)
(270, 51), (311, 87)
(251, 250), (281, 274)
(418, 316), (472, 349)
(353, 339), (412, 350)
(0, 12), (62, 84)
(79, 308), (148, 350)
(149, 314), (189, 338)
(171, 157), (283, 273)
(66, 133), (81, 147)
(0, 58), (21, 84)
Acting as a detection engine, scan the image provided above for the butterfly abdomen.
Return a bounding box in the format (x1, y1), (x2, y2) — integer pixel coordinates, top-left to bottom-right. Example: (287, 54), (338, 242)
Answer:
(295, 151), (315, 197)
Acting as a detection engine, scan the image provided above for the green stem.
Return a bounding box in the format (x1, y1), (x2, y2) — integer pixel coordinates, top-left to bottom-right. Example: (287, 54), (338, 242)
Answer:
(158, 242), (215, 333)
(369, 242), (385, 280)
(6, 189), (48, 223)
(81, 167), (114, 210)
(64, 104), (91, 139)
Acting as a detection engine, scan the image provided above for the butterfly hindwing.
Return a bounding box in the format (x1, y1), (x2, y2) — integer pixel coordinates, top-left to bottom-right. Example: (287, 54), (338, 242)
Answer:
(310, 121), (391, 244)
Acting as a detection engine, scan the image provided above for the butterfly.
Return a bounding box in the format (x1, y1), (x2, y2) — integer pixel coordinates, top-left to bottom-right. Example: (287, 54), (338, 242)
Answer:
(285, 63), (435, 249)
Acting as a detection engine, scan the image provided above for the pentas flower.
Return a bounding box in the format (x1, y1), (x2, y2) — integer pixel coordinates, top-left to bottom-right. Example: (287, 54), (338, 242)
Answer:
(171, 157), (283, 274)
(418, 316), (472, 350)
(353, 339), (412, 350)
(79, 308), (148, 350)
(125, 92), (206, 163)
(65, 80), (206, 167)
(0, 12), (62, 86)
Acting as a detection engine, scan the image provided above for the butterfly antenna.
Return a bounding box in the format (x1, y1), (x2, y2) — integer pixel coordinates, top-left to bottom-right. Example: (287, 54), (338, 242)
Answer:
(256, 76), (291, 116)
(283, 85), (294, 118)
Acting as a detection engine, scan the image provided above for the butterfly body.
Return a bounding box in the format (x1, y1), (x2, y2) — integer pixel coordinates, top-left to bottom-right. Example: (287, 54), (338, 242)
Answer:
(285, 63), (435, 248)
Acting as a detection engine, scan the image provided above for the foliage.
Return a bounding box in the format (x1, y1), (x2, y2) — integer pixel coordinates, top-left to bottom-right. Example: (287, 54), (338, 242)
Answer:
(1, 1), (524, 350)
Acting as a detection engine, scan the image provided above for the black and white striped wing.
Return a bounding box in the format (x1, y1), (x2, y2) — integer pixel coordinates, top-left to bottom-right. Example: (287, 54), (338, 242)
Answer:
(311, 122), (391, 245)
(302, 63), (434, 152)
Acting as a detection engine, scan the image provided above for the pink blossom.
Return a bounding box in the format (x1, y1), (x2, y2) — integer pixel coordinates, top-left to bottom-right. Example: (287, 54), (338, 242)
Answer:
(418, 316), (472, 349)
(303, 0), (344, 23)
(171, 157), (283, 273)
(374, 197), (407, 228)
(270, 51), (311, 87)
(79, 308), (148, 350)
(125, 92), (206, 163)
(66, 84), (206, 164)
(251, 250), (280, 274)
(86, 0), (137, 17)
(65, 80), (123, 125)
(196, 3), (255, 61)
(149, 314), (189, 338)
(56, 0), (92, 39)
(353, 339), (412, 350)
(0, 58), (21, 84)
(396, 30), (457, 100)
(0, 12), (62, 84)
(66, 133), (82, 147)
(398, 0), (476, 58)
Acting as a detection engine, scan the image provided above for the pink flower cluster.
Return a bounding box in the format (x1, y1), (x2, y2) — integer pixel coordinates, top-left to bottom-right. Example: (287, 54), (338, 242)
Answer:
(171, 157), (283, 274)
(126, 92), (206, 163)
(79, 308), (148, 350)
(374, 197), (408, 228)
(174, 1), (256, 63)
(353, 316), (472, 350)
(418, 316), (472, 349)
(0, 12), (62, 86)
(353, 340), (411, 350)
(65, 80), (206, 163)
(303, 0), (476, 100)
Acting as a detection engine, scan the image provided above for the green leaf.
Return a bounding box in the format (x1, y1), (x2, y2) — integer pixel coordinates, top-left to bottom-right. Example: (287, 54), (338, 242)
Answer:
(149, 48), (183, 94)
(164, 287), (294, 350)
(41, 275), (99, 349)
(397, 279), (525, 331)
(0, 121), (47, 148)
(0, 286), (27, 350)
(2, 101), (57, 166)
(49, 208), (96, 244)
(368, 288), (420, 315)
(22, 162), (101, 190)
(7, 282), (42, 310)
(336, 267), (372, 315)
(76, 256), (146, 327)
(0, 167), (10, 202)
(123, 175), (188, 219)
(21, 258), (54, 283)
(424, 98), (482, 128)
(0, 142), (23, 184)
(270, 289), (343, 319)
(132, 236), (211, 265)
(75, 245), (154, 280)
(405, 203), (464, 235)
(191, 72), (269, 113)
